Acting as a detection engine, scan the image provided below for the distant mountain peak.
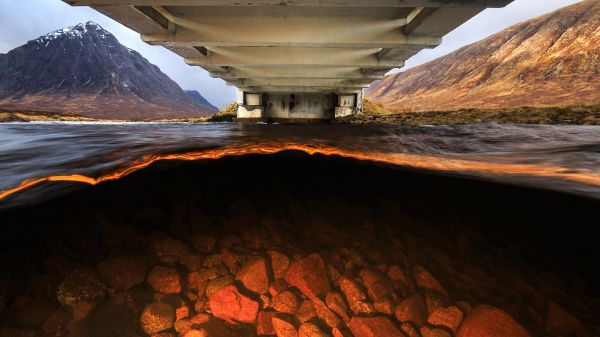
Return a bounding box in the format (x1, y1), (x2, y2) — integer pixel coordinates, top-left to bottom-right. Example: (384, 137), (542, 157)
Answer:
(0, 22), (217, 119)
(32, 21), (112, 47)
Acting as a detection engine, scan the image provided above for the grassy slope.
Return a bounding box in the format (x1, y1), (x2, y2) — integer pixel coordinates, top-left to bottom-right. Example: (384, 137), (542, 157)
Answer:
(0, 103), (238, 123)
(344, 100), (600, 125)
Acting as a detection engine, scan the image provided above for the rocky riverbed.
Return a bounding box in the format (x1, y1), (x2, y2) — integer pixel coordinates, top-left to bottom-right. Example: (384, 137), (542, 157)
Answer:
(0, 153), (598, 337)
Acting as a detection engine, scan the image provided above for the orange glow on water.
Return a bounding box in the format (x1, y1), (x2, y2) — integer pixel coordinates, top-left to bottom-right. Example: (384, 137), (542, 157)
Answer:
(1, 142), (600, 201)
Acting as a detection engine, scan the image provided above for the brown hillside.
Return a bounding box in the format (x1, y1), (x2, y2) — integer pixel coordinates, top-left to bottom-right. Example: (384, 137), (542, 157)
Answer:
(367, 1), (600, 112)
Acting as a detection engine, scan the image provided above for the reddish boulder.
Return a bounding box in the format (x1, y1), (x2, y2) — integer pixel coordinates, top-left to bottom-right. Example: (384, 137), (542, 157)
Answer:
(421, 326), (452, 337)
(545, 301), (591, 337)
(272, 316), (299, 337)
(140, 302), (176, 335)
(96, 255), (147, 290)
(176, 304), (190, 321)
(189, 234), (217, 254)
(387, 265), (411, 288)
(148, 266), (182, 294)
(209, 284), (259, 323)
(205, 275), (235, 299)
(182, 329), (208, 337)
(339, 278), (374, 315)
(57, 268), (106, 306)
(456, 305), (531, 337)
(221, 249), (244, 272)
(268, 250), (290, 280)
(272, 291), (299, 314)
(374, 297), (394, 315)
(188, 268), (220, 296)
(413, 266), (447, 300)
(395, 294), (427, 326)
(284, 254), (330, 299)
(400, 322), (421, 337)
(367, 280), (393, 302)
(180, 254), (204, 272)
(425, 293), (443, 316)
(326, 292), (350, 322)
(332, 326), (354, 337)
(295, 300), (317, 323)
(149, 232), (194, 266)
(257, 311), (278, 335)
(349, 316), (404, 337)
(428, 306), (463, 332)
(269, 279), (289, 296)
(313, 297), (343, 328)
(236, 256), (271, 294)
(299, 322), (328, 337)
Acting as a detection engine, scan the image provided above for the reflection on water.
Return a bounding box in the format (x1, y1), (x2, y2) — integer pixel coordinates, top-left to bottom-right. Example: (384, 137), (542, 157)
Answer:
(1, 122), (599, 208)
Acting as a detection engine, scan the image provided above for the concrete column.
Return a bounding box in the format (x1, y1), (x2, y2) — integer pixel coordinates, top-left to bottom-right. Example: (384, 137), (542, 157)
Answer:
(237, 89), (264, 120)
(334, 91), (362, 118)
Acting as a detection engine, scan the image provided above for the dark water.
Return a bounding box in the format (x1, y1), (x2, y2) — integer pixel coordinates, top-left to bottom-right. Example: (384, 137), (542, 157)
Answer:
(1, 122), (600, 209)
(1, 122), (600, 336)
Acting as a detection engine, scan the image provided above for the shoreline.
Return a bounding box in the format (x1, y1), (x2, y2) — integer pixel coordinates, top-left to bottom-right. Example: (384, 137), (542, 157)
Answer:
(3, 104), (600, 125)
(339, 102), (600, 126)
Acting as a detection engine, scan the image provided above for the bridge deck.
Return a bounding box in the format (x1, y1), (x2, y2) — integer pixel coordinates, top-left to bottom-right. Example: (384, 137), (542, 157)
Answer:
(65, 0), (513, 119)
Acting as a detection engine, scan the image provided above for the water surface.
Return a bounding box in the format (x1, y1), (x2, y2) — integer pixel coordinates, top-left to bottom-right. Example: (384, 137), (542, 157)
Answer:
(1, 122), (599, 208)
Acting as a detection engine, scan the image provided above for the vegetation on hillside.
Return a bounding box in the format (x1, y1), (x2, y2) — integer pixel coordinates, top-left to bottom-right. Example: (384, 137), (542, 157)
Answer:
(0, 111), (97, 122)
(206, 102), (237, 122)
(339, 102), (600, 125)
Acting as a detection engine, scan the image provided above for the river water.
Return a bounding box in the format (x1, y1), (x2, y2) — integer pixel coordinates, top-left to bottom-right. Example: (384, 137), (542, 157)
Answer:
(1, 122), (600, 209)
(1, 121), (600, 336)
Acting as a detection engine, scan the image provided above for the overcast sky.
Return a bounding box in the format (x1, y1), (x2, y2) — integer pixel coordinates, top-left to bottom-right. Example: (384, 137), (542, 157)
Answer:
(0, 0), (580, 109)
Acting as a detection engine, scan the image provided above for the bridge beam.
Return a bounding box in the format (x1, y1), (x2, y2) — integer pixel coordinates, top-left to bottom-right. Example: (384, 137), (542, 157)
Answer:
(184, 47), (405, 68)
(209, 67), (387, 80)
(227, 78), (373, 88)
(64, 0), (515, 122)
(140, 17), (442, 49)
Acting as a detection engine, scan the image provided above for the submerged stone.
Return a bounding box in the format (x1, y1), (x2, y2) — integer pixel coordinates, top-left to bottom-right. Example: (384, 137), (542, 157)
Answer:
(284, 254), (330, 299)
(209, 284), (259, 323)
(456, 305), (531, 337)
(140, 302), (176, 335)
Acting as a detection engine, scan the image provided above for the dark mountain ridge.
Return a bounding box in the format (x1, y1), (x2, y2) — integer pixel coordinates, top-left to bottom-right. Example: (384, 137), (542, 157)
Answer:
(185, 90), (218, 112)
(0, 21), (217, 119)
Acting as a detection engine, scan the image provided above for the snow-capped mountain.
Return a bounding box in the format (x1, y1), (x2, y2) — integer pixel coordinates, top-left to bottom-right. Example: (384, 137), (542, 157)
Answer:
(0, 21), (217, 119)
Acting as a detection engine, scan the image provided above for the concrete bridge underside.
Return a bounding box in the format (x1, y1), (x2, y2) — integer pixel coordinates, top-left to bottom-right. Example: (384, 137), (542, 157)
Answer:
(65, 0), (513, 122)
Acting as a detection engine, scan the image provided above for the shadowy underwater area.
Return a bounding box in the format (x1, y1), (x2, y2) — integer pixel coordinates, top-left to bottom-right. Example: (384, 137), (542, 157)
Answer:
(0, 152), (598, 337)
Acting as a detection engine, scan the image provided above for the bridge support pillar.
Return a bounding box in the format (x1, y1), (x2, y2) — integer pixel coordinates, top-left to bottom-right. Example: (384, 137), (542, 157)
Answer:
(335, 90), (364, 118)
(236, 89), (362, 123)
(236, 90), (264, 122)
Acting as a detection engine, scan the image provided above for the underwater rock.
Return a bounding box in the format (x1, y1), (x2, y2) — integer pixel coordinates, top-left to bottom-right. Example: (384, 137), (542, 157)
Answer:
(285, 254), (330, 299)
(96, 255), (148, 290)
(236, 256), (271, 294)
(456, 305), (531, 337)
(57, 268), (106, 306)
(140, 302), (176, 335)
(209, 284), (259, 323)
(148, 266), (182, 295)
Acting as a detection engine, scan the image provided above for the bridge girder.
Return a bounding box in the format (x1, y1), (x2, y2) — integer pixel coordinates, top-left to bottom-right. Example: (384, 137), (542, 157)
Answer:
(65, 0), (514, 118)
